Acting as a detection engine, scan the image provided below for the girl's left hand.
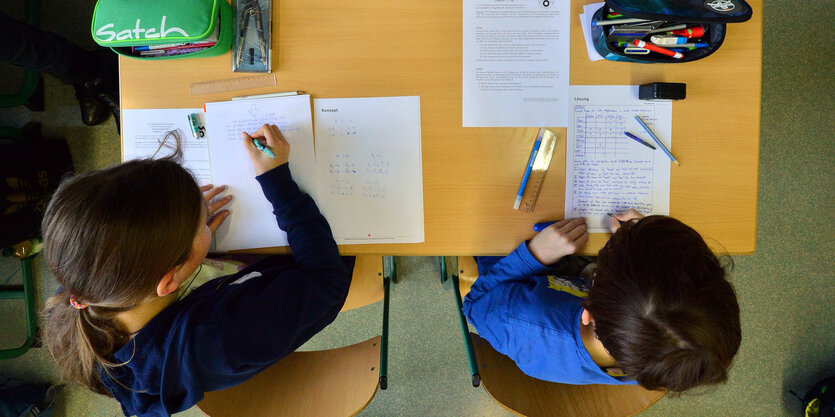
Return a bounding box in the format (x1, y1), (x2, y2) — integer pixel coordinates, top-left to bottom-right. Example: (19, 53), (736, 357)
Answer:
(200, 184), (233, 234)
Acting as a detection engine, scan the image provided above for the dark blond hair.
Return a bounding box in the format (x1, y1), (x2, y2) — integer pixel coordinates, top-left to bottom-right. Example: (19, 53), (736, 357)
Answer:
(586, 216), (741, 394)
(41, 158), (202, 394)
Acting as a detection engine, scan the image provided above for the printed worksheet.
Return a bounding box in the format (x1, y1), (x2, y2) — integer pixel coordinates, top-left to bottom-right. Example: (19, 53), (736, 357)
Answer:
(121, 108), (211, 183)
(565, 86), (672, 233)
(313, 96), (424, 244)
(206, 95), (316, 251)
(462, 0), (570, 127)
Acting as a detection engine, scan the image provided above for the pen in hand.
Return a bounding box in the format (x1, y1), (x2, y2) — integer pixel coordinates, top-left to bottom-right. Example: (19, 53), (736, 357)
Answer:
(606, 213), (625, 225)
(251, 138), (276, 159)
(534, 214), (622, 232)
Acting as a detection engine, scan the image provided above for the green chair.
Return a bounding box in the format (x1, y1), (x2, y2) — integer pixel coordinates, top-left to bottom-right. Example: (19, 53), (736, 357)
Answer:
(0, 0), (45, 111)
(440, 256), (665, 417)
(0, 239), (41, 360)
(199, 255), (396, 417)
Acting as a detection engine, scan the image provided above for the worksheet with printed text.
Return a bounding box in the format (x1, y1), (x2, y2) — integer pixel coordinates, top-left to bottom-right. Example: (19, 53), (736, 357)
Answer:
(463, 0), (570, 127)
(121, 108), (210, 183)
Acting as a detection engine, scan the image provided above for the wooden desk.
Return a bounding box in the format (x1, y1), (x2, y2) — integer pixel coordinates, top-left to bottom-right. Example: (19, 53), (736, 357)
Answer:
(119, 0), (762, 255)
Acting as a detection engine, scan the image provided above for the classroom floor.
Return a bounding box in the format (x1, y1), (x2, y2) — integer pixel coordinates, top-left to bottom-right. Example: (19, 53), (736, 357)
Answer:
(1, 1), (833, 416)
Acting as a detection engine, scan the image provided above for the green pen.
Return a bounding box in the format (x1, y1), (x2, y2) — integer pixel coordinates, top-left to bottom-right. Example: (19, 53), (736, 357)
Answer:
(252, 138), (276, 159)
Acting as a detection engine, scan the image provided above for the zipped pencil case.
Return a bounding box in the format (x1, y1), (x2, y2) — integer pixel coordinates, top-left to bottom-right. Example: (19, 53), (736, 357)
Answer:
(591, 0), (753, 63)
(91, 0), (233, 60)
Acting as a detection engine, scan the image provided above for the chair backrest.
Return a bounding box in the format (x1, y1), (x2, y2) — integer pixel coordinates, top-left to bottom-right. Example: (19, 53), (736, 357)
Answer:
(341, 255), (385, 311)
(199, 336), (382, 417)
(457, 255), (478, 296)
(470, 333), (664, 417)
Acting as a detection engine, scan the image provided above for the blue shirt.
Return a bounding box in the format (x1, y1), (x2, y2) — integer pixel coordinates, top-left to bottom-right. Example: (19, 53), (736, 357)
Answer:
(99, 164), (350, 416)
(462, 242), (636, 385)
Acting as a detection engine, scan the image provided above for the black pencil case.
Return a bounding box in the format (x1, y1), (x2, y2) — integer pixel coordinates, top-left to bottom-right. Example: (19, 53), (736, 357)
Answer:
(591, 0), (752, 63)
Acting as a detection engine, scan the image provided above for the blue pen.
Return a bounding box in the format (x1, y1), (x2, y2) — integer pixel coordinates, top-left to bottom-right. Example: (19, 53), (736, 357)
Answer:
(533, 214), (623, 232)
(624, 132), (656, 150)
(533, 221), (555, 232)
(606, 213), (625, 225)
(252, 138), (276, 159)
(513, 128), (546, 210)
(634, 116), (679, 166)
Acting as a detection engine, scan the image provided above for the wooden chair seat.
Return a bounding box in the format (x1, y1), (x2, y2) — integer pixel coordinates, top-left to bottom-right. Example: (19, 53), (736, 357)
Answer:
(199, 336), (382, 417)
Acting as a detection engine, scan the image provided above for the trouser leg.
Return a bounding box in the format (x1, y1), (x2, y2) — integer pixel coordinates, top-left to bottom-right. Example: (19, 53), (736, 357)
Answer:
(0, 12), (105, 86)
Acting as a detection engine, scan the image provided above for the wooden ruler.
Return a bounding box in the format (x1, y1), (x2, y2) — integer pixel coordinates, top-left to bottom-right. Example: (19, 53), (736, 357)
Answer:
(519, 129), (560, 213)
(189, 74), (276, 96)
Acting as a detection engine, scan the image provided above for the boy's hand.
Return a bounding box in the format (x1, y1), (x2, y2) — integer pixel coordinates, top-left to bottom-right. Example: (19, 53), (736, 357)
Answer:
(242, 124), (291, 176)
(608, 209), (644, 233)
(527, 218), (588, 265)
(200, 184), (232, 235)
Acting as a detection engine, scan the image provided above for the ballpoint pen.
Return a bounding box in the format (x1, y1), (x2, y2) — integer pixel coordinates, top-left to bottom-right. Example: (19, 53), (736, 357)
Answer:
(513, 128), (546, 210)
(624, 132), (656, 150)
(533, 213), (623, 232)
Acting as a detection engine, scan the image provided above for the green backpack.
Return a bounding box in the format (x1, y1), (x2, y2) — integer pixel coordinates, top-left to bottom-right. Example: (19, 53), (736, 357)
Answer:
(91, 0), (232, 60)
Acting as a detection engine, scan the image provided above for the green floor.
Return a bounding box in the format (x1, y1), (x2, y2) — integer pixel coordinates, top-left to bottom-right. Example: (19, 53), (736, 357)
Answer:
(1, 1), (833, 416)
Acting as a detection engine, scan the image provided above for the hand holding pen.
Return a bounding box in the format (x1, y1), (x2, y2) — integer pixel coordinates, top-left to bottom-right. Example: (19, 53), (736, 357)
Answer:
(242, 124), (291, 176)
(606, 209), (644, 233)
(527, 218), (589, 265)
(532, 209), (645, 235)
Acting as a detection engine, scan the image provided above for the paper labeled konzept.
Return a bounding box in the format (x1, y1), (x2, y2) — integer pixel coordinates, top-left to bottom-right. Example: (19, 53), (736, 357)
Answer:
(463, 0), (570, 127)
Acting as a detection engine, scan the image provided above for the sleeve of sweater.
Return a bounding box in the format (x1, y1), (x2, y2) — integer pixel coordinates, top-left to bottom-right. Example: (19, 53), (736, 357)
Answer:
(462, 241), (548, 313)
(198, 164), (350, 370)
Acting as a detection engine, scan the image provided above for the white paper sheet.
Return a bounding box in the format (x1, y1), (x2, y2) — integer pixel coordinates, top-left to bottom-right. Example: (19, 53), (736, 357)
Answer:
(462, 0), (570, 127)
(565, 86), (671, 232)
(205, 95), (317, 251)
(121, 108), (211, 183)
(580, 2), (606, 62)
(313, 97), (424, 244)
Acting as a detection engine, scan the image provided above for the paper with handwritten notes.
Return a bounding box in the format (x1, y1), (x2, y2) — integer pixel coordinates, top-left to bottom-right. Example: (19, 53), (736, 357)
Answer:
(313, 97), (424, 244)
(206, 95), (318, 251)
(565, 86), (671, 233)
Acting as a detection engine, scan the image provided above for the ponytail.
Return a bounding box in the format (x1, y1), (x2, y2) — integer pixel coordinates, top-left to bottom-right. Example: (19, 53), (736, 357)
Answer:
(41, 158), (203, 394)
(43, 292), (132, 395)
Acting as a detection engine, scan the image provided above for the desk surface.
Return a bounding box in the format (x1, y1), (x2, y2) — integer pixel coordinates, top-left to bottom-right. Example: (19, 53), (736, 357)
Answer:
(119, 0), (762, 255)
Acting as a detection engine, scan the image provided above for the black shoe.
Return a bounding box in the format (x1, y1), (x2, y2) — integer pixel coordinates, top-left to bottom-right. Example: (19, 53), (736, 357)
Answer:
(74, 85), (110, 126)
(93, 87), (120, 134)
(78, 76), (120, 133)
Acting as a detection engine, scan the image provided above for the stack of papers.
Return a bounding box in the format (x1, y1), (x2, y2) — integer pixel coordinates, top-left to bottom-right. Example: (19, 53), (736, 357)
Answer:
(122, 96), (425, 251)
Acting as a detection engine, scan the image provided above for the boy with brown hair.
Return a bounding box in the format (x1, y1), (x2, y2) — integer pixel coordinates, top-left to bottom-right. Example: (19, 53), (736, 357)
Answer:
(462, 210), (741, 393)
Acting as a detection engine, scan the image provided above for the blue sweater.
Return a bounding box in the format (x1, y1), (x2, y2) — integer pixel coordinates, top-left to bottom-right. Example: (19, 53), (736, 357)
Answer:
(462, 242), (635, 386)
(99, 164), (350, 416)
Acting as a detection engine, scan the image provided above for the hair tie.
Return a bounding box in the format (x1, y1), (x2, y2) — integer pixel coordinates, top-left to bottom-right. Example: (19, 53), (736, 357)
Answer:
(69, 295), (88, 310)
